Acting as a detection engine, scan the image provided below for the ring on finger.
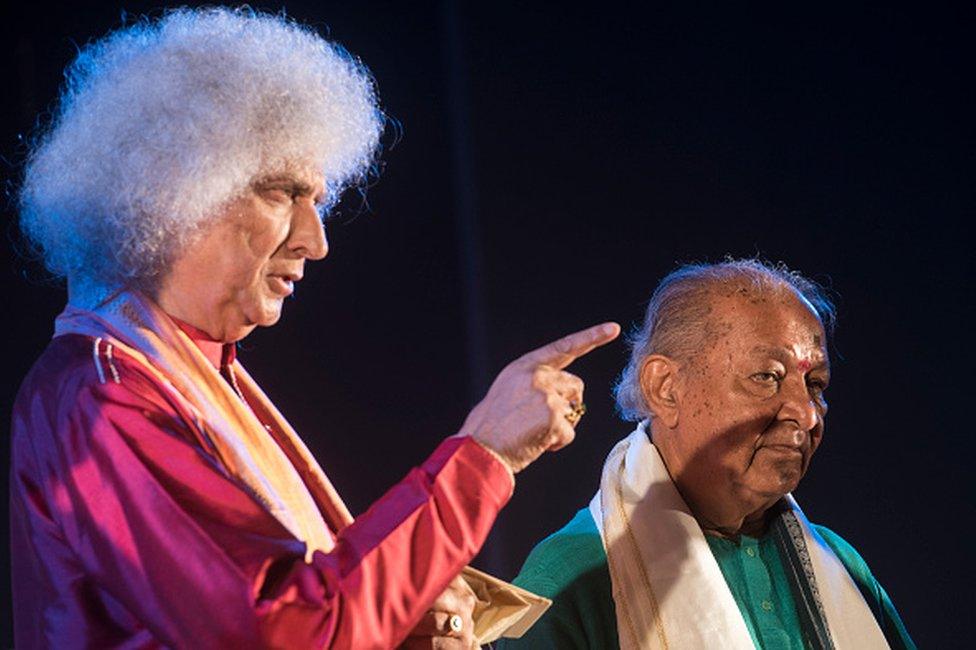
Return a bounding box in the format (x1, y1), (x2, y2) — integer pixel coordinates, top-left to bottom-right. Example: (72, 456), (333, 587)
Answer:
(565, 400), (587, 426)
(448, 614), (464, 635)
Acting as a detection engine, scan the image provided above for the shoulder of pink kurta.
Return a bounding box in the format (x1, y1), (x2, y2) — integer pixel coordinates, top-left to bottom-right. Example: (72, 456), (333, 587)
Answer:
(12, 331), (306, 548)
(11, 333), (516, 649)
(10, 334), (304, 647)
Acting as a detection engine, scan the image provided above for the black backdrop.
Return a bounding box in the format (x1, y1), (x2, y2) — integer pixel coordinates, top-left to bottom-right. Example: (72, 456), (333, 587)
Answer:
(1, 2), (972, 647)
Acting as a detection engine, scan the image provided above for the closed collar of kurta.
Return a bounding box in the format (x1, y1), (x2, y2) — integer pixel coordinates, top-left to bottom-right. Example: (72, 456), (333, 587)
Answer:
(169, 316), (236, 370)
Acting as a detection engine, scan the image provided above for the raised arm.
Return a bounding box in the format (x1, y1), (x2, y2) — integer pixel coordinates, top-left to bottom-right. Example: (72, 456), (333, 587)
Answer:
(12, 324), (618, 648)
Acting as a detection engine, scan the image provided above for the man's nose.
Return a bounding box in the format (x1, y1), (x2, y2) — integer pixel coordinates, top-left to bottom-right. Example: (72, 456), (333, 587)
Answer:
(289, 201), (329, 260)
(777, 377), (820, 432)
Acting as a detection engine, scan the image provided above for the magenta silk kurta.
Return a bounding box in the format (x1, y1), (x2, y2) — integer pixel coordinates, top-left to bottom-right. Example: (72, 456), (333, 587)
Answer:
(10, 328), (514, 649)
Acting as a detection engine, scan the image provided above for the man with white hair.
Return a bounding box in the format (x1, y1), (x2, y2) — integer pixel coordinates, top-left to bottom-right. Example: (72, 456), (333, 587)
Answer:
(9, 8), (619, 648)
(500, 260), (915, 649)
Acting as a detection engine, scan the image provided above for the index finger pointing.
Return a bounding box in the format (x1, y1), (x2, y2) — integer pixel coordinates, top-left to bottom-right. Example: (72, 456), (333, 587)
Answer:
(521, 322), (621, 369)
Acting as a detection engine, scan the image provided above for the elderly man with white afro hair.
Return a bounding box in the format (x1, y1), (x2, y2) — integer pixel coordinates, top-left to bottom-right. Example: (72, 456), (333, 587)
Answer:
(21, 6), (382, 296)
(10, 7), (621, 649)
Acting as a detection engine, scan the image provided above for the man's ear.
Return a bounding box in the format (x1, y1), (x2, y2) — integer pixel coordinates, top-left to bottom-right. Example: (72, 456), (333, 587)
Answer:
(639, 355), (681, 428)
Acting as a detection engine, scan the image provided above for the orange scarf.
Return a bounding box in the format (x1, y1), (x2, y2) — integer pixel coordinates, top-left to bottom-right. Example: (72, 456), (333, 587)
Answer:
(55, 290), (350, 559)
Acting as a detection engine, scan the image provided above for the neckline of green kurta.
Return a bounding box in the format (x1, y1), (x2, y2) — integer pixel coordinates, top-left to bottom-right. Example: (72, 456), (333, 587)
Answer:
(705, 533), (807, 650)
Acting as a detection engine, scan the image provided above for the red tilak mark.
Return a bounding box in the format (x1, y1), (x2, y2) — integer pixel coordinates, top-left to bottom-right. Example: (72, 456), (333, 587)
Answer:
(797, 360), (812, 373)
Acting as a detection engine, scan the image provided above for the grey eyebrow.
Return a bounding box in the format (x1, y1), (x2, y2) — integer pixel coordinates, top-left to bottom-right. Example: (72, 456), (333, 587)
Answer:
(255, 178), (313, 194)
(749, 346), (789, 361)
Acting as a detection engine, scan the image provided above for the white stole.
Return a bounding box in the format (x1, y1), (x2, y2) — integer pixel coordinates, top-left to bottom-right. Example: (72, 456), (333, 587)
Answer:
(590, 423), (889, 649)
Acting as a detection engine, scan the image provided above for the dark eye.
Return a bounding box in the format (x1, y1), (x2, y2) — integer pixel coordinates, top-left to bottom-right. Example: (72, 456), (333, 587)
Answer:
(751, 372), (781, 384)
(807, 378), (829, 394)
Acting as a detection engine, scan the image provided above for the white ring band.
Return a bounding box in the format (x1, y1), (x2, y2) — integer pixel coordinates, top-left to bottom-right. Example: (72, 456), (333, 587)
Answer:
(449, 613), (463, 634)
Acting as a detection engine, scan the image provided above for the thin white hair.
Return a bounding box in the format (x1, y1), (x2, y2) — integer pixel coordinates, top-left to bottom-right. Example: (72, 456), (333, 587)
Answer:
(19, 6), (383, 289)
(614, 258), (836, 422)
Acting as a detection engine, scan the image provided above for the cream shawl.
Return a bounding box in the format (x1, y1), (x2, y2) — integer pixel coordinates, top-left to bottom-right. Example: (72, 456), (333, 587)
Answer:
(590, 423), (889, 650)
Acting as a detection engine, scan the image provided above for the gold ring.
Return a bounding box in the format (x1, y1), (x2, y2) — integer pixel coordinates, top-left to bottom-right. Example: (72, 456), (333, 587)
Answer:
(565, 400), (587, 426)
(448, 614), (464, 634)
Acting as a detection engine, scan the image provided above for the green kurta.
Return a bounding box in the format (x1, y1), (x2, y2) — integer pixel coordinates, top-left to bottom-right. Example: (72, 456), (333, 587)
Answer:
(499, 508), (915, 649)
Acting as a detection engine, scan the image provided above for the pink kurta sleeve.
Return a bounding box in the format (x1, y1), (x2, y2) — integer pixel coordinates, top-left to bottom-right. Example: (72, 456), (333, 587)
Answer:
(10, 335), (513, 649)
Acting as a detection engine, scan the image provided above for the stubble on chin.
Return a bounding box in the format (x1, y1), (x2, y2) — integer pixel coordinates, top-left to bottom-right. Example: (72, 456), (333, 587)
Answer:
(737, 451), (806, 503)
(758, 460), (804, 496)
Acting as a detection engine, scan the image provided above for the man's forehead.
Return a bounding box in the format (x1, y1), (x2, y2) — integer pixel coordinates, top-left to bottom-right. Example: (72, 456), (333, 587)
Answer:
(707, 290), (828, 355)
(252, 167), (327, 195)
(748, 343), (830, 368)
(256, 166), (324, 183)
(709, 287), (821, 323)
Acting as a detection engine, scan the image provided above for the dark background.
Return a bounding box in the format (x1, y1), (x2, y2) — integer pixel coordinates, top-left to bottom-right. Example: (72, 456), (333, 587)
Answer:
(1, 2), (972, 647)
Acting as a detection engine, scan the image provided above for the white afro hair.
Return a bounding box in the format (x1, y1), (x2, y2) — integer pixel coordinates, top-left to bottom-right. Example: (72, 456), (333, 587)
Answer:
(19, 6), (383, 288)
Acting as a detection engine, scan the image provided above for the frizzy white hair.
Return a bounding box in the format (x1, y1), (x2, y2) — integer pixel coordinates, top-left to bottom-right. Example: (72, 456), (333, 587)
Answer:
(614, 258), (837, 422)
(19, 6), (383, 289)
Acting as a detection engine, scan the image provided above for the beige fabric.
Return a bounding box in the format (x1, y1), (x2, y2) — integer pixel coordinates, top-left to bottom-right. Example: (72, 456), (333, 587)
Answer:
(590, 422), (889, 650)
(55, 290), (340, 559)
(461, 566), (551, 644)
(782, 493), (889, 649)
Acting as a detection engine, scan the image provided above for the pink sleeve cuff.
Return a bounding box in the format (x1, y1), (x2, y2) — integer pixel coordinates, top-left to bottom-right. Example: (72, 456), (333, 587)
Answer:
(421, 436), (516, 509)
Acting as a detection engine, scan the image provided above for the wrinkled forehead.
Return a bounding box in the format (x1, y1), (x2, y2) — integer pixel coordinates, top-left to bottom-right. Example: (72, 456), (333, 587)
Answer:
(255, 157), (326, 182)
(706, 288), (829, 362)
(251, 161), (328, 195)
